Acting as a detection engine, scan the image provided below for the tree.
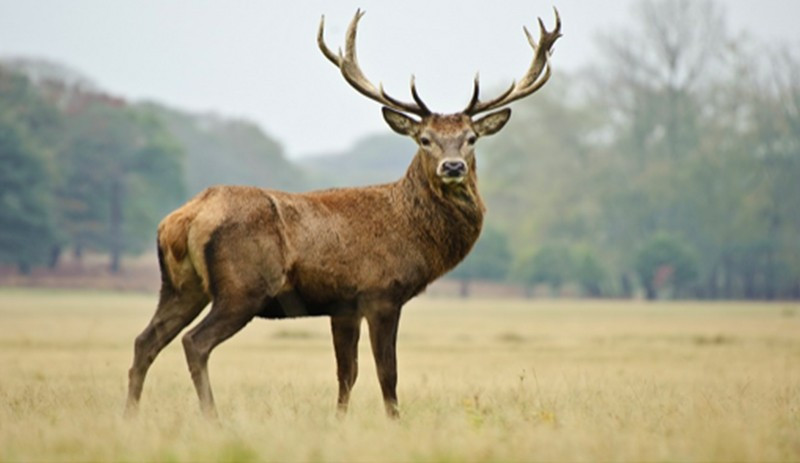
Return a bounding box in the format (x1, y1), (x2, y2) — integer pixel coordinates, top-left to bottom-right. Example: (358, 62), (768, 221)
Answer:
(57, 93), (185, 272)
(586, 0), (748, 298)
(448, 227), (511, 297)
(574, 249), (607, 297)
(745, 48), (800, 299)
(676, 43), (800, 299)
(594, 0), (729, 162)
(145, 103), (307, 195)
(514, 244), (575, 296)
(635, 234), (698, 299)
(0, 114), (57, 272)
(0, 66), (62, 272)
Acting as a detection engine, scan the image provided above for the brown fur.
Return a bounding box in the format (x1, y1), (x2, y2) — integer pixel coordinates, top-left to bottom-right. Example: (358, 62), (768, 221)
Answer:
(124, 112), (500, 420)
(165, 156), (483, 308)
(124, 5), (559, 419)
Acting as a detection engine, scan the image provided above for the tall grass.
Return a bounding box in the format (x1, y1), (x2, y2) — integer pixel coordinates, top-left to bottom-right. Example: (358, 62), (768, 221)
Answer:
(0, 289), (798, 462)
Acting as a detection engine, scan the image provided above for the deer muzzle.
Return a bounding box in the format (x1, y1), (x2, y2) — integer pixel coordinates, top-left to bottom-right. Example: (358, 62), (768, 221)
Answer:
(437, 159), (468, 184)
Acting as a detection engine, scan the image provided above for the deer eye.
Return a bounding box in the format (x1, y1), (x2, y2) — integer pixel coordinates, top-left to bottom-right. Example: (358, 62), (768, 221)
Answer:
(419, 136), (432, 147)
(467, 135), (477, 146)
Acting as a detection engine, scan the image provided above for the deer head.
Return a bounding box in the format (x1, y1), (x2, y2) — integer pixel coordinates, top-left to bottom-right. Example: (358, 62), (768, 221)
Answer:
(318, 9), (561, 187)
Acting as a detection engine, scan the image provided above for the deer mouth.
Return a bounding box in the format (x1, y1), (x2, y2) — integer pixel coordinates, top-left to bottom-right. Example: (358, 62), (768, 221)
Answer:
(437, 159), (468, 184)
(440, 172), (467, 184)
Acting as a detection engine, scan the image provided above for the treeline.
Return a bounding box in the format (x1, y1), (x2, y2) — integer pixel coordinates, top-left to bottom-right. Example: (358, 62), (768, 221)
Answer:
(453, 0), (800, 299)
(0, 60), (305, 273)
(2, 0), (798, 300)
(300, 134), (416, 189)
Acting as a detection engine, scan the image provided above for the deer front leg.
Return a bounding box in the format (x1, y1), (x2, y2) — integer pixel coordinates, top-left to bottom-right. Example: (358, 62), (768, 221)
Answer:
(331, 314), (361, 416)
(365, 305), (401, 419)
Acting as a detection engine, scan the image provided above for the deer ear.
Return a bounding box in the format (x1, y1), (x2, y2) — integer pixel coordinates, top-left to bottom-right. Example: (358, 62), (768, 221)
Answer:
(474, 108), (511, 137)
(382, 107), (420, 136)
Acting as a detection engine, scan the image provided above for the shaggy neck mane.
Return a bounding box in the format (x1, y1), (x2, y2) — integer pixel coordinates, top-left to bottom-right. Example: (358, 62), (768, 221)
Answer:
(398, 152), (485, 277)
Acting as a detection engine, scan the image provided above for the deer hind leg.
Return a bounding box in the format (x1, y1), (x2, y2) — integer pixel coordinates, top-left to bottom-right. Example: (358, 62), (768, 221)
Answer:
(125, 284), (209, 418)
(331, 313), (362, 416)
(365, 303), (401, 419)
(181, 298), (258, 419)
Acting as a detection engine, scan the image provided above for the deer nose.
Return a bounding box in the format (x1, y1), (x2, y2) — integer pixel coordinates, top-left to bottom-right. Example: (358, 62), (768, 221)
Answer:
(440, 159), (467, 177)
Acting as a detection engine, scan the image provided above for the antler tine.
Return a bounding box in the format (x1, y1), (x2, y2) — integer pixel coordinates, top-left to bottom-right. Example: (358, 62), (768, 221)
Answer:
(410, 75), (431, 115)
(464, 7), (562, 115)
(379, 75), (432, 115)
(317, 15), (342, 67)
(465, 76), (517, 115)
(467, 73), (481, 111)
(318, 10), (431, 116)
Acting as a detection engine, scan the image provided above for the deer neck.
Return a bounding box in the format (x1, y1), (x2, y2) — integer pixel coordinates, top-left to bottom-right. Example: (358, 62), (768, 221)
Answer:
(399, 152), (485, 275)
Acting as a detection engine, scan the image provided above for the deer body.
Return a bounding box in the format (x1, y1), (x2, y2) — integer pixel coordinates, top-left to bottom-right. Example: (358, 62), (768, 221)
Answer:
(161, 153), (483, 321)
(125, 8), (560, 419)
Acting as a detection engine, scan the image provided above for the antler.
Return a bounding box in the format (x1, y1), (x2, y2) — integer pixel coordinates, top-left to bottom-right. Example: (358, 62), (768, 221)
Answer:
(464, 7), (562, 115)
(318, 10), (431, 117)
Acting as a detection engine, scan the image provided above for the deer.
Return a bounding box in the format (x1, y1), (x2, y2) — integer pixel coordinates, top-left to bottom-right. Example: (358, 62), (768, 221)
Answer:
(124, 8), (561, 420)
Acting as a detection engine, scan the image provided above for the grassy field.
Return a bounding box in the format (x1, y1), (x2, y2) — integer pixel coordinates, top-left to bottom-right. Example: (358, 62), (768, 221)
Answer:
(0, 289), (798, 462)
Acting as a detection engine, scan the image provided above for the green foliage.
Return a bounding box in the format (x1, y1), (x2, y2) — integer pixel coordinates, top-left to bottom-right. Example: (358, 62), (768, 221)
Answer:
(56, 95), (185, 270)
(0, 63), (189, 272)
(0, 66), (63, 147)
(574, 249), (607, 297)
(450, 226), (511, 281)
(449, 227), (511, 296)
(0, 68), (61, 271)
(511, 245), (609, 297)
(2, 0), (799, 298)
(479, 0), (800, 299)
(144, 103), (307, 195)
(635, 234), (699, 299)
(515, 244), (574, 292)
(0, 59), (312, 275)
(0, 61), (306, 274)
(0, 114), (57, 271)
(301, 134), (415, 189)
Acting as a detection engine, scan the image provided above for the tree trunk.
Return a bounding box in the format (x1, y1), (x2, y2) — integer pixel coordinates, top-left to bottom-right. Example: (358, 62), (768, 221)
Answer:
(722, 255), (733, 299)
(459, 279), (470, 298)
(765, 248), (776, 300)
(644, 283), (657, 301)
(17, 261), (31, 275)
(706, 266), (718, 300)
(743, 266), (756, 300)
(552, 283), (562, 298)
(523, 285), (533, 299)
(73, 244), (83, 264)
(620, 274), (633, 299)
(109, 180), (123, 274)
(48, 245), (62, 269)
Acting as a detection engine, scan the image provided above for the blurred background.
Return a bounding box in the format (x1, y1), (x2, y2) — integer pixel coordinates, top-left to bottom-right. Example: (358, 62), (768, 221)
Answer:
(1, 0), (798, 300)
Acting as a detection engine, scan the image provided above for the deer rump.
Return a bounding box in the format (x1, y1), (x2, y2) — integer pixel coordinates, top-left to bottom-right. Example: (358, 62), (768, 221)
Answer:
(158, 185), (440, 320)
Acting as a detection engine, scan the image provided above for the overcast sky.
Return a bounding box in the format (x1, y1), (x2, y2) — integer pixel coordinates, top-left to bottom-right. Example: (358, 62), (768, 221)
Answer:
(1, 1), (798, 158)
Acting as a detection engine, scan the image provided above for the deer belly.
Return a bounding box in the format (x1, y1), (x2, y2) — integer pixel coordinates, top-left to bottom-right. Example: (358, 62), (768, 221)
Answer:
(256, 290), (352, 319)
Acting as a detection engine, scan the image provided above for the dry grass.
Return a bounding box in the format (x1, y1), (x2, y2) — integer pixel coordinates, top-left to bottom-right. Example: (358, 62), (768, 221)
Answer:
(0, 289), (798, 462)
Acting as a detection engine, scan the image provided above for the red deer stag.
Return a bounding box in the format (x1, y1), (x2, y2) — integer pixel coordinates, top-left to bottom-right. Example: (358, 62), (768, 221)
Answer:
(124, 8), (561, 419)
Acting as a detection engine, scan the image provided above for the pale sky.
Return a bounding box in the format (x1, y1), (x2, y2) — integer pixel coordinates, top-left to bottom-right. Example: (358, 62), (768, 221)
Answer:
(1, 1), (798, 157)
